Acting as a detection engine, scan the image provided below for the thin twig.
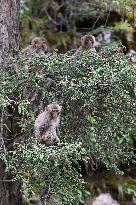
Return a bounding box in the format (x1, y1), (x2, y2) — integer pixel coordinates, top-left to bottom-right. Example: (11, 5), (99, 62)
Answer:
(91, 16), (101, 30)
(45, 10), (60, 25)
(104, 11), (110, 27)
(0, 179), (15, 182)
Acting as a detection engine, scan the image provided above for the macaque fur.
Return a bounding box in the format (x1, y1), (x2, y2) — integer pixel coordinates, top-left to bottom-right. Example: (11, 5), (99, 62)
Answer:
(34, 103), (62, 146)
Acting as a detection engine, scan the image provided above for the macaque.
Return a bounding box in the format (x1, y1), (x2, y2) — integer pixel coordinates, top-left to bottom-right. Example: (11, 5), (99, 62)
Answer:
(88, 193), (119, 205)
(103, 31), (111, 44)
(20, 45), (34, 59)
(128, 49), (136, 63)
(81, 34), (98, 49)
(74, 34), (99, 56)
(21, 36), (49, 58)
(34, 102), (62, 145)
(96, 31), (112, 44)
(15, 37), (49, 73)
(31, 37), (48, 54)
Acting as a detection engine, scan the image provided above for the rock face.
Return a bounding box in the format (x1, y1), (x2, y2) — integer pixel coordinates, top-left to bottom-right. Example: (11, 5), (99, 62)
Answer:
(90, 193), (120, 205)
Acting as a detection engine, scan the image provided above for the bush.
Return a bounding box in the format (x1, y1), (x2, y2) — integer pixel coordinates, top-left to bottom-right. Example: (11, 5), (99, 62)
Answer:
(0, 44), (135, 204)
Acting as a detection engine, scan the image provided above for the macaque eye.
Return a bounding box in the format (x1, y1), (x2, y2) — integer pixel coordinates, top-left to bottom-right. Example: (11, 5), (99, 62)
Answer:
(89, 39), (93, 43)
(51, 110), (59, 116)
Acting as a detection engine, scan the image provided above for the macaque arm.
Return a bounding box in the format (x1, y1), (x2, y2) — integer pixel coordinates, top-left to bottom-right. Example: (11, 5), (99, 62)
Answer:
(39, 123), (50, 135)
(56, 127), (60, 136)
(74, 47), (82, 56)
(34, 112), (49, 134)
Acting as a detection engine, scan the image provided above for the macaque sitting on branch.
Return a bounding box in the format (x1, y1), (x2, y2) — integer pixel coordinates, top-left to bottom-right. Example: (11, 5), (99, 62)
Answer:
(34, 102), (62, 146)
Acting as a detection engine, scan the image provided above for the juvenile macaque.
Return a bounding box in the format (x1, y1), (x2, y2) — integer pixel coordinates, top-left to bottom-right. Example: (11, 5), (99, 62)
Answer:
(74, 34), (99, 56)
(96, 31), (112, 44)
(128, 49), (136, 63)
(21, 36), (49, 57)
(81, 34), (98, 49)
(31, 37), (48, 54)
(103, 31), (111, 44)
(20, 45), (34, 59)
(15, 37), (49, 73)
(34, 102), (62, 145)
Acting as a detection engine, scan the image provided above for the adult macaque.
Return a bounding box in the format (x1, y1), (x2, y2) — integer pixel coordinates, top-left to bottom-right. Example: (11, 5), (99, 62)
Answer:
(34, 102), (62, 145)
(74, 34), (99, 56)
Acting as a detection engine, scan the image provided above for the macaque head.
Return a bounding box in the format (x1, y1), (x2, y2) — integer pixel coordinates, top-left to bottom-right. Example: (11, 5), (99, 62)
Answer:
(96, 31), (111, 44)
(20, 45), (33, 58)
(46, 102), (62, 119)
(31, 37), (48, 53)
(103, 31), (111, 43)
(81, 34), (96, 49)
(96, 33), (103, 43)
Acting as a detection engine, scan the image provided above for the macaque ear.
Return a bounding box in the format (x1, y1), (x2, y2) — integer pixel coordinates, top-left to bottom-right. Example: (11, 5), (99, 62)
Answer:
(45, 105), (51, 111)
(59, 105), (62, 111)
(46, 105), (51, 111)
(91, 35), (95, 41)
(81, 36), (84, 44)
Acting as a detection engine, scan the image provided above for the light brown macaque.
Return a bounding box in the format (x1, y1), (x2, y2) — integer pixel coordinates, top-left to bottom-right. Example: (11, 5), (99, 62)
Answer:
(15, 37), (49, 73)
(81, 34), (97, 49)
(21, 36), (49, 57)
(30, 37), (48, 54)
(20, 45), (34, 59)
(74, 34), (99, 56)
(34, 102), (62, 145)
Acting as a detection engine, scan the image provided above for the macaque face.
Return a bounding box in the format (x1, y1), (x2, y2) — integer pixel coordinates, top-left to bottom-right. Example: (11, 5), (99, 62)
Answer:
(96, 33), (103, 43)
(50, 109), (61, 119)
(85, 37), (93, 48)
(47, 103), (62, 119)
(20, 45), (33, 58)
(33, 38), (42, 49)
(31, 37), (48, 53)
(82, 35), (95, 49)
(41, 41), (48, 53)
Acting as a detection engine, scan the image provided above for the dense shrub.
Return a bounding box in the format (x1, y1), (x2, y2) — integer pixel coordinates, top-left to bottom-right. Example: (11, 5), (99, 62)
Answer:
(0, 44), (135, 204)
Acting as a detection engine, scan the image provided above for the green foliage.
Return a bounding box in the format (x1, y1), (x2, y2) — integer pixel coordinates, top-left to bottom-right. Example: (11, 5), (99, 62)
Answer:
(115, 21), (133, 33)
(7, 141), (85, 204)
(20, 0), (135, 53)
(0, 44), (136, 204)
(123, 180), (136, 198)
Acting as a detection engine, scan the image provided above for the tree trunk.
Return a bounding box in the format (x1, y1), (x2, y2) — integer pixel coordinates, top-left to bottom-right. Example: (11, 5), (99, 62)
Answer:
(0, 0), (20, 60)
(0, 1), (22, 205)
